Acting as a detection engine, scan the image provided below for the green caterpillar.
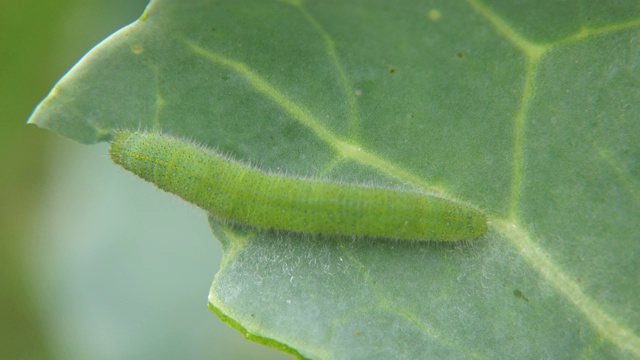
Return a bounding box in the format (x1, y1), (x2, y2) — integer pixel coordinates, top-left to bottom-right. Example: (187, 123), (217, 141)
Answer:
(109, 131), (487, 241)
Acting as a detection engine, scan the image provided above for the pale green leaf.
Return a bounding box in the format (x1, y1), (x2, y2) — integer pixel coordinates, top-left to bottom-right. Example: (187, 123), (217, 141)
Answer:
(29, 0), (640, 358)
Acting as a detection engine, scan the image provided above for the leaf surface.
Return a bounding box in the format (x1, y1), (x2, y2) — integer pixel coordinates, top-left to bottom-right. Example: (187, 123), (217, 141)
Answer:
(29, 0), (640, 358)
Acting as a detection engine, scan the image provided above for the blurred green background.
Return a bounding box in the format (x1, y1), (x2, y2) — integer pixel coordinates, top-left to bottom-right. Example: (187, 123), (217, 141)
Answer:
(1, 1), (289, 359)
